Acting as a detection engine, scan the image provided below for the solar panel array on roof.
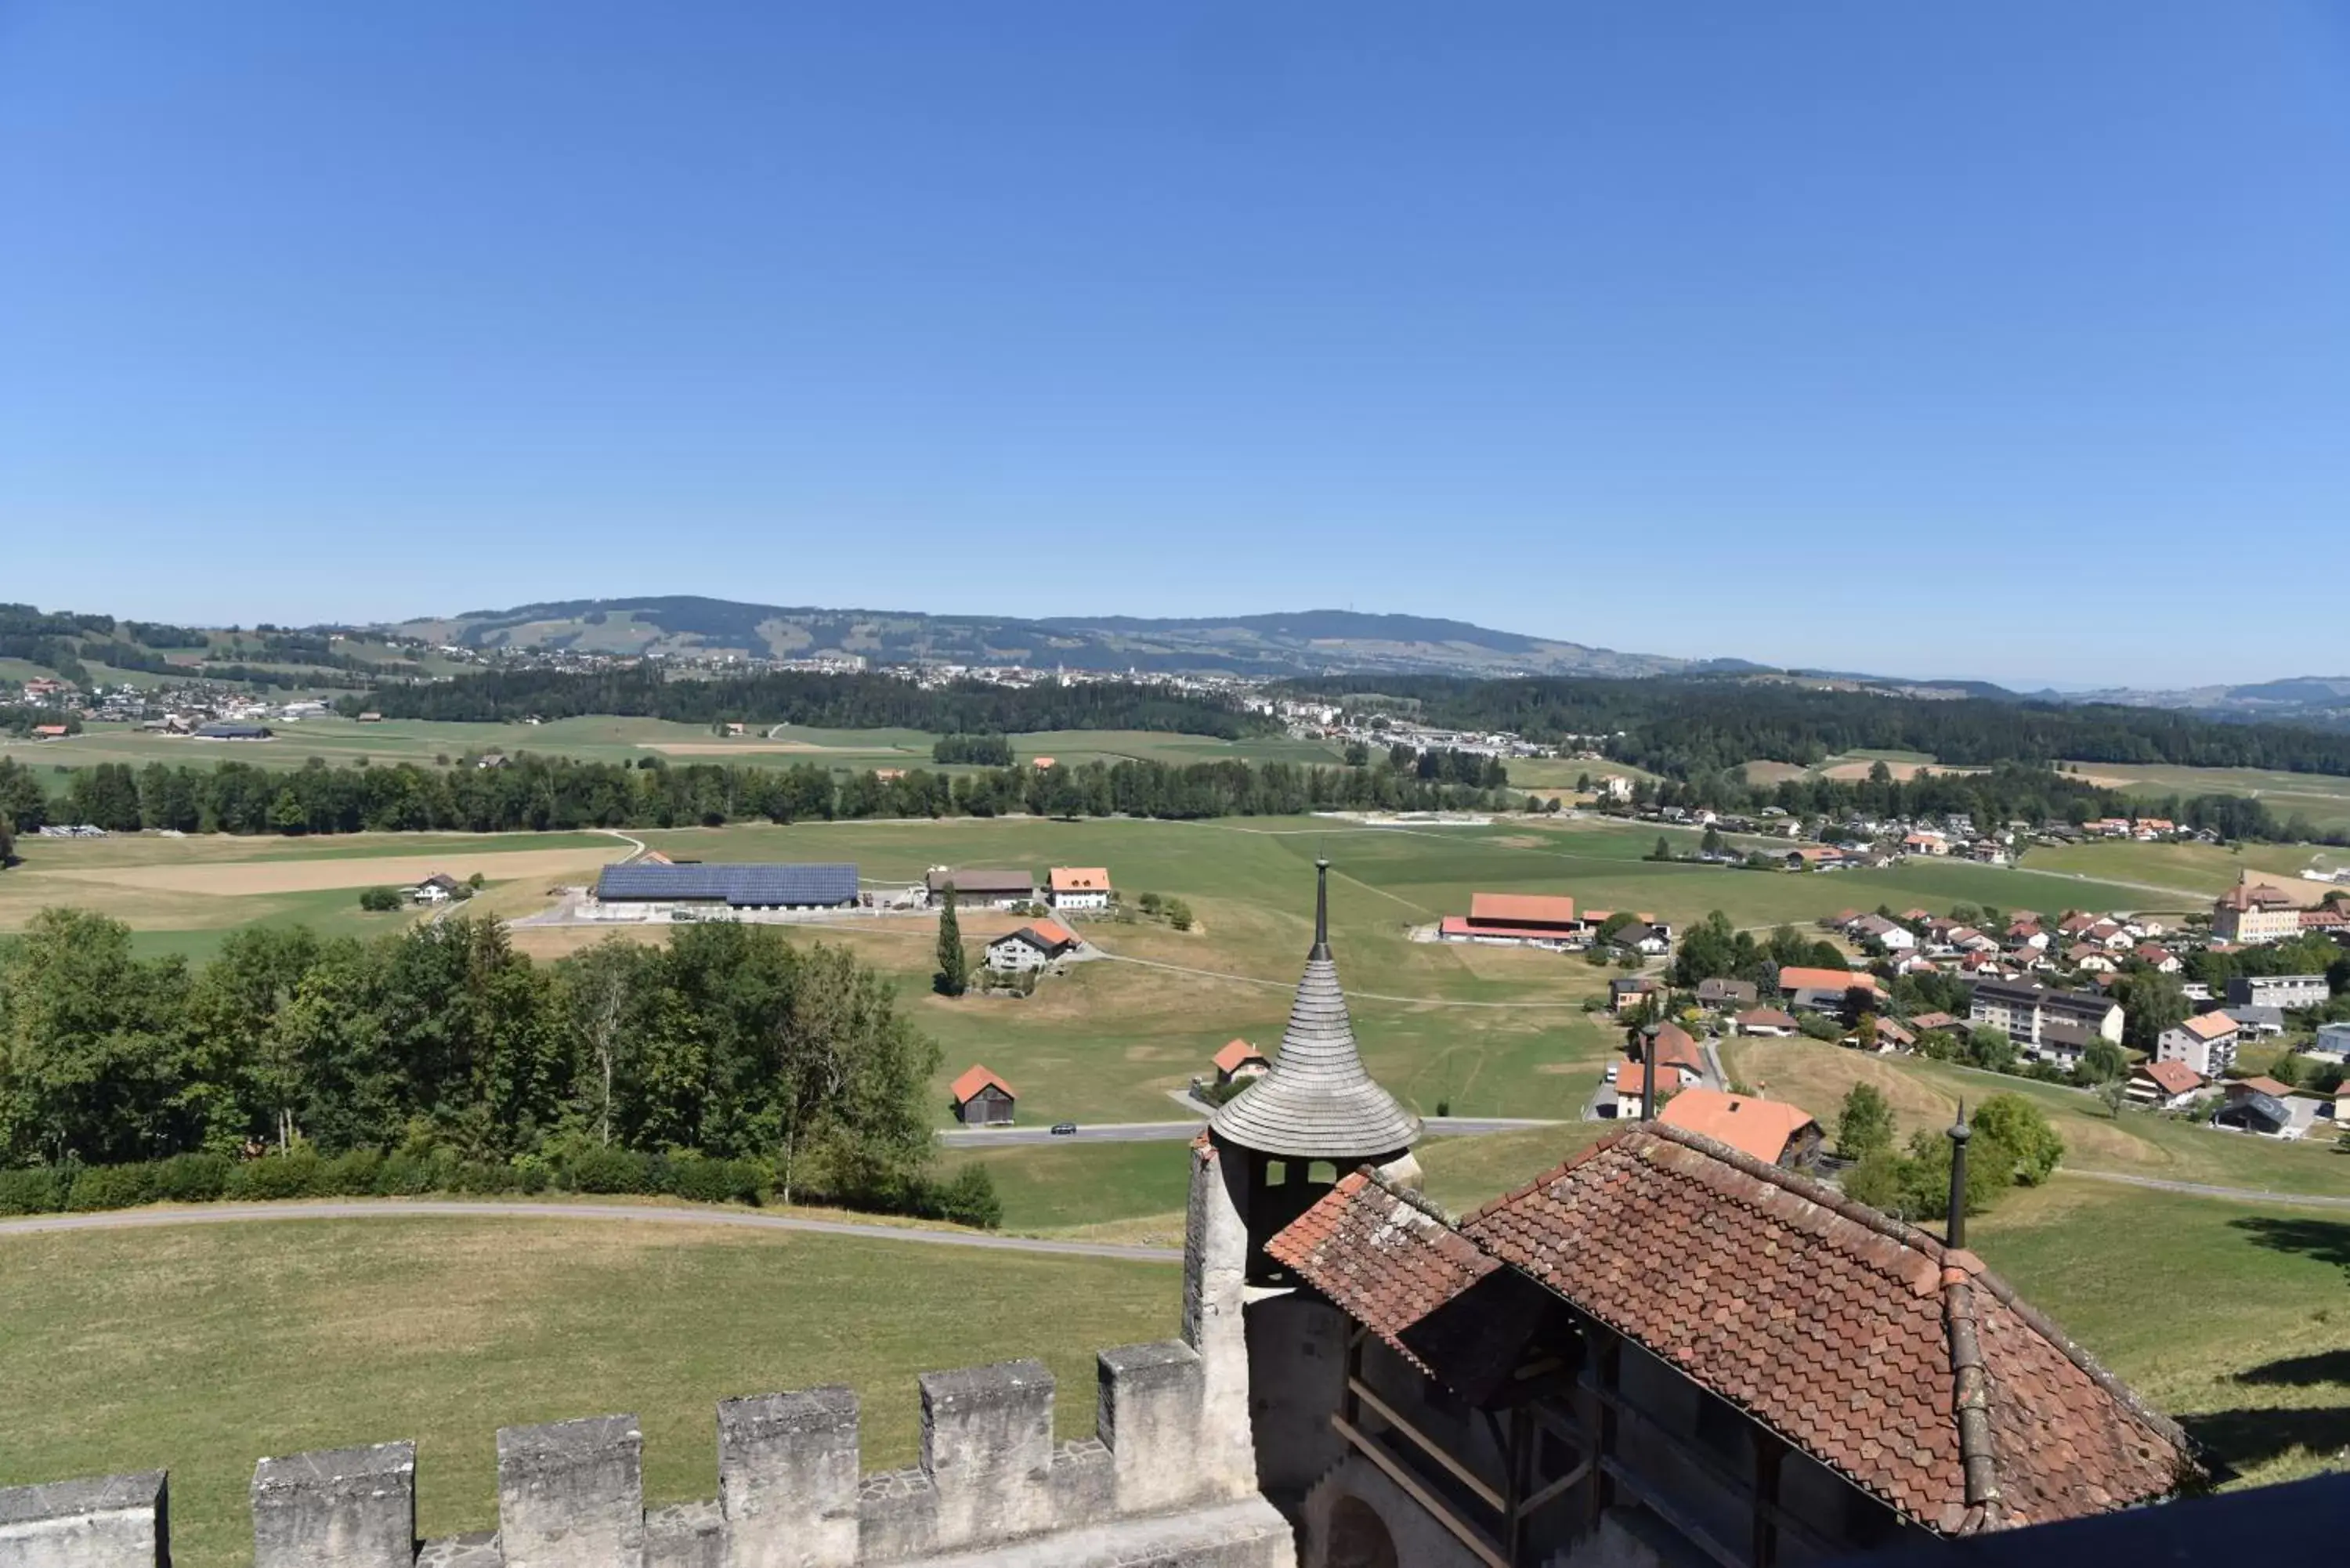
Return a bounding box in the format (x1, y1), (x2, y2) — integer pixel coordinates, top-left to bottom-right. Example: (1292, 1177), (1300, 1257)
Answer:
(594, 862), (859, 907)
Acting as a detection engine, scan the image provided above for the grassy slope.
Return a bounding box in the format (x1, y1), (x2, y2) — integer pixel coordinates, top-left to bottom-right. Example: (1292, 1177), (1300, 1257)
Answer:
(1969, 1182), (2350, 1489)
(0, 1218), (1175, 1568)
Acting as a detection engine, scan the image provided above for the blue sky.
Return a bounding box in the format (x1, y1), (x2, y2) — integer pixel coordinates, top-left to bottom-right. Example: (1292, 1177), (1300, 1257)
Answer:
(2, 3), (2345, 686)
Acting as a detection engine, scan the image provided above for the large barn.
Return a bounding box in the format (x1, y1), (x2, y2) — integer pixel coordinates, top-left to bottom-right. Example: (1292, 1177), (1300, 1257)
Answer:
(589, 862), (860, 914)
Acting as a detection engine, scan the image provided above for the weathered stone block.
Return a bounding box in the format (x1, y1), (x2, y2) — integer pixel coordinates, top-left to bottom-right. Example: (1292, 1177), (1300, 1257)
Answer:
(919, 1360), (1055, 1549)
(497, 1413), (645, 1568)
(416, 1532), (503, 1568)
(0, 1472), (166, 1568)
(855, 1466), (936, 1564)
(1046, 1440), (1114, 1529)
(1097, 1342), (1208, 1517)
(646, 1499), (724, 1568)
(718, 1386), (859, 1568)
(252, 1441), (414, 1568)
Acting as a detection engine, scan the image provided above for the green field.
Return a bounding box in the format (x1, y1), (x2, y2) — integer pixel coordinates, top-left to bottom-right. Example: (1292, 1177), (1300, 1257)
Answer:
(1969, 1183), (2350, 1489)
(1, 717), (1345, 785)
(0, 1216), (1174, 1568)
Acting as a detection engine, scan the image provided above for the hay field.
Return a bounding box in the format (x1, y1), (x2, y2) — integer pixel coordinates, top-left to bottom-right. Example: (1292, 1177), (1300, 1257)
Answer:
(0, 831), (628, 956)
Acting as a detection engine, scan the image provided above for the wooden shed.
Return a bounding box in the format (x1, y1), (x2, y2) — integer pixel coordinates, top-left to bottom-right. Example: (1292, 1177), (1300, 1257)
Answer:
(949, 1064), (1017, 1127)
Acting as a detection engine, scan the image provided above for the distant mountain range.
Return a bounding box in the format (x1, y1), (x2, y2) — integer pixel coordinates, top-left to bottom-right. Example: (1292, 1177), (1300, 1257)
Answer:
(387, 597), (1771, 680)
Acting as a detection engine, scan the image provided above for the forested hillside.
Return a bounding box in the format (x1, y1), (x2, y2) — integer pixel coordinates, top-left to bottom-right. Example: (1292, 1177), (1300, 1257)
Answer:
(342, 667), (1272, 737)
(1300, 675), (2350, 775)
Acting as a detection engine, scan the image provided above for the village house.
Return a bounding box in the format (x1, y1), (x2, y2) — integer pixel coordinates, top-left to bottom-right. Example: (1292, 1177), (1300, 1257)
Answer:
(2213, 883), (2303, 945)
(1967, 977), (2124, 1053)
(1212, 1039), (1270, 1087)
(1656, 1088), (1822, 1168)
(1849, 914), (1916, 951)
(1849, 1017), (1915, 1054)
(1909, 1011), (1959, 1035)
(927, 867), (1037, 909)
(2222, 1003), (2287, 1040)
(1606, 974), (1661, 1014)
(2227, 974), (2330, 1012)
(983, 919), (1082, 973)
(2214, 1076), (2301, 1139)
(2157, 1012), (2241, 1078)
(1611, 1062), (1688, 1118)
(1693, 977), (1758, 1011)
(1732, 1006), (1800, 1037)
(1047, 865), (1113, 911)
(947, 1064), (1016, 1126)
(1640, 1021), (1708, 1082)
(2128, 1059), (2208, 1111)
(405, 873), (463, 904)
(2134, 943), (2182, 974)
(1775, 964), (1886, 1016)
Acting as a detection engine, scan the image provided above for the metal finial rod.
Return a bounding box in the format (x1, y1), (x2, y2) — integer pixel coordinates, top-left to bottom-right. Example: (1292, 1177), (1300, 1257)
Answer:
(1311, 857), (1331, 958)
(1946, 1098), (1971, 1248)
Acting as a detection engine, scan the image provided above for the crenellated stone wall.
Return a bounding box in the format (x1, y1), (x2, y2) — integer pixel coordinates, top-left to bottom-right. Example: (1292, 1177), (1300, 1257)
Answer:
(0, 1346), (1289, 1568)
(0, 1143), (1288, 1568)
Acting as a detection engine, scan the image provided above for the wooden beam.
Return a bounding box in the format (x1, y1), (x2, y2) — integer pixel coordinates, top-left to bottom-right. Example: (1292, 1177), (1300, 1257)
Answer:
(1583, 1385), (1836, 1559)
(1349, 1376), (1506, 1511)
(1517, 1456), (1593, 1518)
(1332, 1414), (1510, 1568)
(1600, 1457), (1745, 1568)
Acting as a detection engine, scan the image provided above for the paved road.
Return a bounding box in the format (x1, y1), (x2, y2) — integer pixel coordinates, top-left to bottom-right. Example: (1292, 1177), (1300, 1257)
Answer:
(938, 1115), (1564, 1148)
(0, 1200), (1182, 1262)
(2063, 1169), (2350, 1211)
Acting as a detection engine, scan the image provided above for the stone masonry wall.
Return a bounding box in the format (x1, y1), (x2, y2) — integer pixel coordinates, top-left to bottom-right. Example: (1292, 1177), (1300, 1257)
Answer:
(0, 1347), (1291, 1568)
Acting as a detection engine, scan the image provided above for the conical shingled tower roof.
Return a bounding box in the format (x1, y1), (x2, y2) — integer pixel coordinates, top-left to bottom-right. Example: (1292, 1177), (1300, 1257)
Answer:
(1209, 858), (1422, 1162)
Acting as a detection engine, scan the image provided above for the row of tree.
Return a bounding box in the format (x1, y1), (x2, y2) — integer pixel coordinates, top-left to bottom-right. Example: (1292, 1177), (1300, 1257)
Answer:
(2, 753), (1508, 837)
(1288, 674), (2350, 777)
(931, 733), (1014, 766)
(0, 910), (955, 1213)
(339, 667), (1274, 739)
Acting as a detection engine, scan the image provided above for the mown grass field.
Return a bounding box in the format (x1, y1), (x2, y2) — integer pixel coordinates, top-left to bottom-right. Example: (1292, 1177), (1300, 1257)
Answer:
(0, 1216), (1176, 1568)
(0, 717), (1346, 785)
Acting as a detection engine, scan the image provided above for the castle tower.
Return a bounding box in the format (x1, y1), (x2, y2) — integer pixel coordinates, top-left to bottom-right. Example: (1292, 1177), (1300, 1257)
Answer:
(1208, 857), (1423, 1281)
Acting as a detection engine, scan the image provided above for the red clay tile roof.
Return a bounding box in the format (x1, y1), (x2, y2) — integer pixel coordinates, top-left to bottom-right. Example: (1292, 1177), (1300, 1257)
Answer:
(1451, 1125), (2191, 1534)
(2232, 1075), (2293, 1098)
(1648, 1021), (1705, 1072)
(949, 1064), (1014, 1104)
(1655, 1089), (1817, 1164)
(1469, 891), (1577, 927)
(1615, 1064), (1687, 1098)
(1263, 1170), (1497, 1372)
(1734, 1007), (1799, 1029)
(1050, 866), (1111, 892)
(2179, 1013), (2239, 1042)
(2136, 1060), (2204, 1097)
(1777, 965), (1885, 995)
(1213, 1039), (1266, 1074)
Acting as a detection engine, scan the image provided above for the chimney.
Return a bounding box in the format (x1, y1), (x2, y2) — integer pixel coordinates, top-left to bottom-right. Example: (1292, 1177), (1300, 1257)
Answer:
(1640, 1029), (1658, 1122)
(1946, 1100), (1971, 1248)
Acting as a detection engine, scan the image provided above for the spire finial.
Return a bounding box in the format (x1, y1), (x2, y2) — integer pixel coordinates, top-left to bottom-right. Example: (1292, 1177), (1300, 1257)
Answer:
(1946, 1099), (1972, 1248)
(1311, 857), (1331, 959)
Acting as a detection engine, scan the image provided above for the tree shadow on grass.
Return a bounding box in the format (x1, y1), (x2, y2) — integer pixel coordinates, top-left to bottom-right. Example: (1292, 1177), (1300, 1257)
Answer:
(2234, 1349), (2350, 1389)
(2227, 1215), (2350, 1281)
(2176, 1407), (2350, 1483)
